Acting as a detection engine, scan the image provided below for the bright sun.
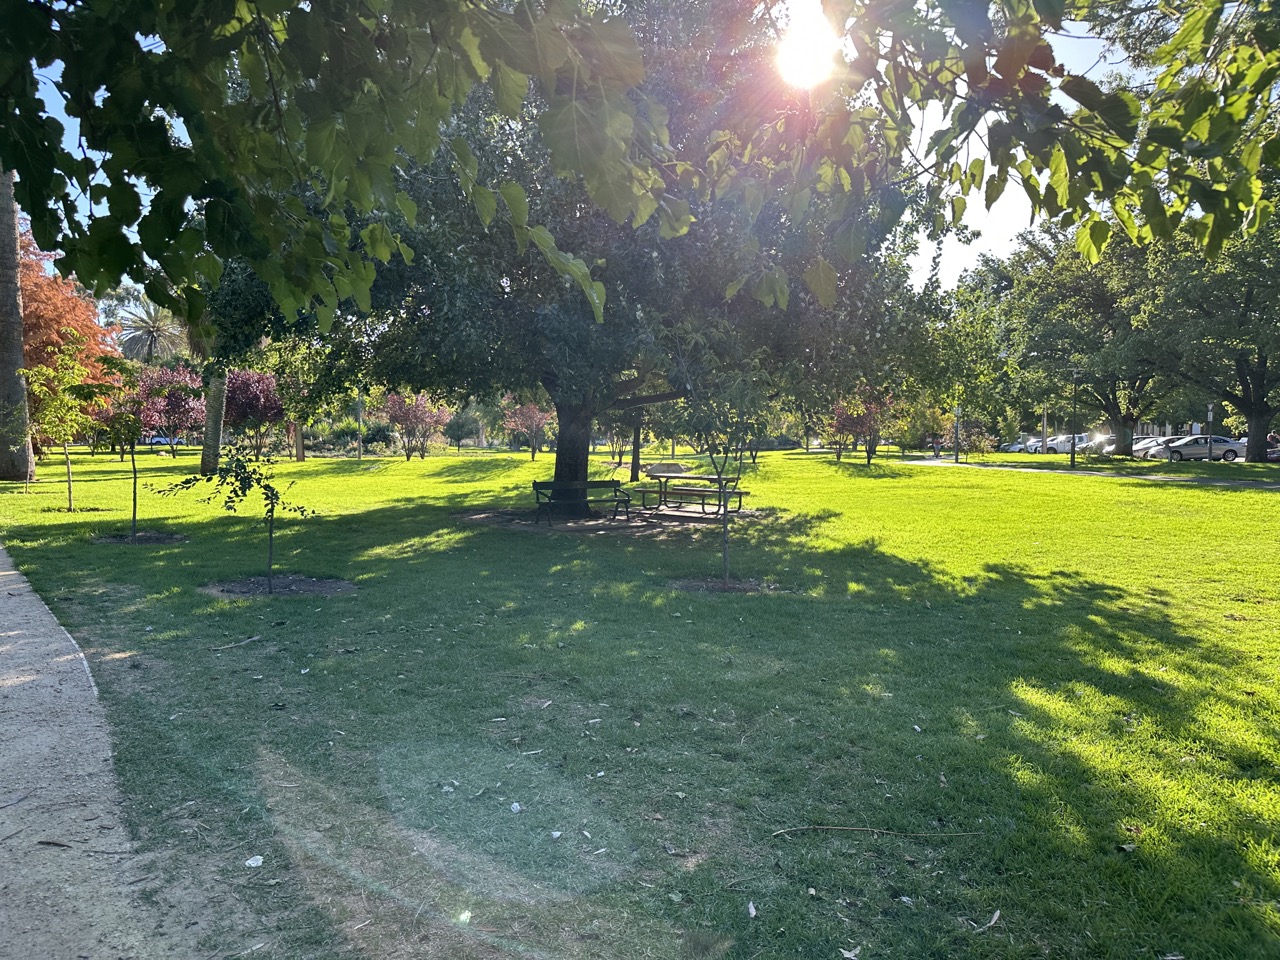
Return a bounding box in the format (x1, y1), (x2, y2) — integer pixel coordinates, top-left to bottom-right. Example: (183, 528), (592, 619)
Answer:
(775, 3), (842, 89)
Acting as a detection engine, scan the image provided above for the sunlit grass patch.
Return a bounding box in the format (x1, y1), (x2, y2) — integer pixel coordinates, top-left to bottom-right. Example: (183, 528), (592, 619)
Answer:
(1, 449), (1277, 957)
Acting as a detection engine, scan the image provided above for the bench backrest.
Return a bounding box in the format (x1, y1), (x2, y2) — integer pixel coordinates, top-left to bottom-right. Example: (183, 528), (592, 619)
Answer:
(533, 479), (622, 492)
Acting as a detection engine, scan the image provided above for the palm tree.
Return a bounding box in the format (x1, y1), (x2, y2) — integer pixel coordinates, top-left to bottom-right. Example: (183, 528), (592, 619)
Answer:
(116, 296), (187, 362)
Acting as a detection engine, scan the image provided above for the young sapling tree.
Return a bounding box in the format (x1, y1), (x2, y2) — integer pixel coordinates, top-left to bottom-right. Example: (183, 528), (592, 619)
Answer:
(159, 447), (311, 593)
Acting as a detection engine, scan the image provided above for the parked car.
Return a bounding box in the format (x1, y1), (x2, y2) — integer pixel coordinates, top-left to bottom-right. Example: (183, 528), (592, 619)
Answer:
(1104, 434), (1160, 454)
(1024, 435), (1063, 453)
(147, 435), (184, 446)
(1000, 439), (1030, 452)
(1165, 435), (1247, 461)
(1041, 433), (1089, 454)
(1079, 434), (1113, 453)
(1135, 436), (1185, 458)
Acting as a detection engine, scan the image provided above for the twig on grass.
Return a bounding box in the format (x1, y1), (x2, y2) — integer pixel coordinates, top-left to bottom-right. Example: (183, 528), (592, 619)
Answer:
(772, 825), (982, 839)
(210, 635), (261, 651)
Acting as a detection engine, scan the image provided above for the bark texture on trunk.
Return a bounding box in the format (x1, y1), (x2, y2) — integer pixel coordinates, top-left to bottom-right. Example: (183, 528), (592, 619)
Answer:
(1246, 410), (1275, 462)
(549, 402), (594, 518)
(200, 374), (227, 475)
(0, 167), (33, 482)
(293, 421), (305, 461)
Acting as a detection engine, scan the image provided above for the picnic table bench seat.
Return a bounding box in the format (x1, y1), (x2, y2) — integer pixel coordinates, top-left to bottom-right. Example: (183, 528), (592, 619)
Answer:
(533, 479), (631, 524)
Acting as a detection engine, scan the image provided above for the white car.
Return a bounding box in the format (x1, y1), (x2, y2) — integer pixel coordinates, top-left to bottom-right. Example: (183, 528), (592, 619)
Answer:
(1165, 435), (1246, 461)
(1027, 433), (1089, 454)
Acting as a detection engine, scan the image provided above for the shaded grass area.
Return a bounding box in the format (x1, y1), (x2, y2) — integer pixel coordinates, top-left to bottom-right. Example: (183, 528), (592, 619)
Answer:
(1, 450), (1278, 959)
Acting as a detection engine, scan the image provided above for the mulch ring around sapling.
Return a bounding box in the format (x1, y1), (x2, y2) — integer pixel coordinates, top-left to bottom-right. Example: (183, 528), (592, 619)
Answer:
(668, 577), (782, 594)
(92, 531), (188, 545)
(199, 575), (356, 598)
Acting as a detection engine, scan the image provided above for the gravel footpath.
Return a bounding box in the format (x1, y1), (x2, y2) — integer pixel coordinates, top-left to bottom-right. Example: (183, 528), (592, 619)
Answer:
(0, 543), (175, 960)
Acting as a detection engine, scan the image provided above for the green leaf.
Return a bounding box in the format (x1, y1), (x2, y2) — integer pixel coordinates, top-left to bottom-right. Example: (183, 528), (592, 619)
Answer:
(451, 137), (479, 185)
(658, 198), (694, 239)
(491, 62), (529, 118)
(1096, 90), (1141, 141)
(1140, 187), (1173, 239)
(539, 97), (629, 178)
(499, 182), (529, 228)
(579, 15), (646, 88)
(395, 192), (418, 225)
(1060, 75), (1105, 113)
(1032, 0), (1065, 29)
(359, 222), (394, 261)
(833, 220), (867, 261)
(803, 257), (838, 308)
(472, 185), (497, 226)
(527, 225), (606, 323)
(1073, 216), (1110, 263)
(725, 273), (752, 301)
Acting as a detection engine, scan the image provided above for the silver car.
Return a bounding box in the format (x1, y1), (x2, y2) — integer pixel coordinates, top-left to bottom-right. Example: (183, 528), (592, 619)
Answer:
(1165, 435), (1246, 462)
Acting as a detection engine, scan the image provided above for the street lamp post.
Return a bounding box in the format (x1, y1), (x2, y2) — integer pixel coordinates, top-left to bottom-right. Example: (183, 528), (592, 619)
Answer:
(1070, 369), (1081, 469)
(1207, 402), (1215, 462)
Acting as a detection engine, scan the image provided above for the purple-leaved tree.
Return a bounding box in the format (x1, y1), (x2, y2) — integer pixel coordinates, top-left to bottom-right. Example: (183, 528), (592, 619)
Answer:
(138, 365), (203, 457)
(225, 370), (285, 458)
(384, 392), (451, 460)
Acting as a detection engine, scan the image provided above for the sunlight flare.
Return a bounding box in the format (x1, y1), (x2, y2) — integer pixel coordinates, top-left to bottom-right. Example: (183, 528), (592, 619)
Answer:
(776, 2), (842, 89)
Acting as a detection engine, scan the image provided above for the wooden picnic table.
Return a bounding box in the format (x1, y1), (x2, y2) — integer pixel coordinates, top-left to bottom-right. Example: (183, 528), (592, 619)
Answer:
(642, 472), (747, 513)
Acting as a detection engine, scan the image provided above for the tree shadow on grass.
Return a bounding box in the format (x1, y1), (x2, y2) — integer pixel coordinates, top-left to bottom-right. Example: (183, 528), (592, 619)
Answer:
(13, 492), (1278, 959)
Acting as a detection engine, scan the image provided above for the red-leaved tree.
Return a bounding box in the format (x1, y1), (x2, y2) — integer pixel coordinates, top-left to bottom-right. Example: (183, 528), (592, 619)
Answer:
(826, 401), (859, 462)
(502, 397), (555, 461)
(385, 392), (451, 460)
(828, 387), (894, 465)
(138, 365), (203, 456)
(225, 369), (285, 458)
(19, 229), (117, 441)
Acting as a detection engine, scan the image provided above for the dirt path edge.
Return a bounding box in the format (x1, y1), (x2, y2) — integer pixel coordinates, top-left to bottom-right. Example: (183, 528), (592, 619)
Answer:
(0, 542), (186, 960)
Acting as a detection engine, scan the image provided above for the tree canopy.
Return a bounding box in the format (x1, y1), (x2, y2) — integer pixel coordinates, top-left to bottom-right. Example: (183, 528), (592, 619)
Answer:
(3, 0), (1278, 331)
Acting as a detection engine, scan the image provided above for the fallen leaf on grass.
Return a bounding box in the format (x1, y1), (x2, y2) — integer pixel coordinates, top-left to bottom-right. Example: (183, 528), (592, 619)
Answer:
(839, 949), (861, 959)
(1117, 843), (1137, 853)
(974, 910), (1000, 932)
(747, 901), (757, 918)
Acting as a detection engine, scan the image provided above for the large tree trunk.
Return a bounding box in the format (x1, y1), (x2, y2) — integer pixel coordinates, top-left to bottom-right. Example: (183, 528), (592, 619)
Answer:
(0, 167), (33, 482)
(1108, 415), (1133, 456)
(200, 373), (227, 475)
(292, 420), (305, 461)
(1245, 407), (1275, 462)
(550, 401), (594, 518)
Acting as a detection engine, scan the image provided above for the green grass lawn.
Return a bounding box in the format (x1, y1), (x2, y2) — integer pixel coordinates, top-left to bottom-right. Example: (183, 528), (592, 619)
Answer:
(2, 449), (1278, 959)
